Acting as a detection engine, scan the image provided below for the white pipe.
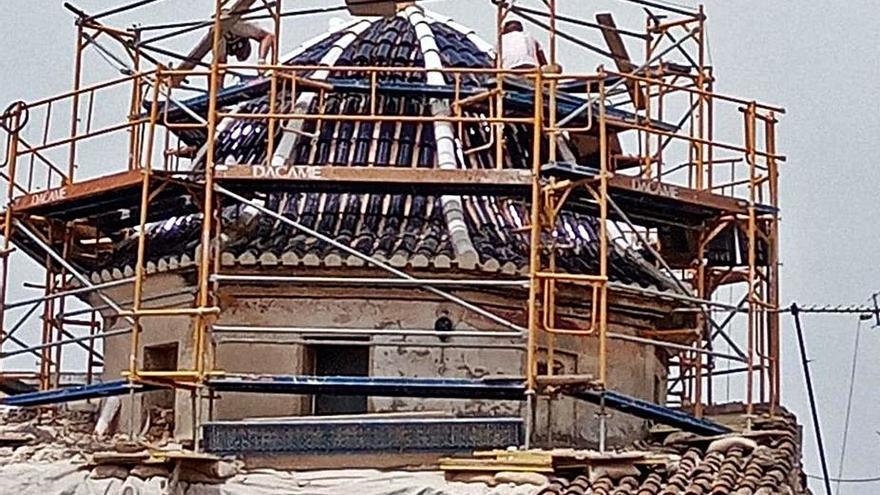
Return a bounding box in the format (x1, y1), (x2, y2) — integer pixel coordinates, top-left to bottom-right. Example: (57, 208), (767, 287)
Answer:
(213, 325), (523, 339)
(406, 6), (478, 267)
(191, 100), (246, 169)
(272, 20), (372, 165)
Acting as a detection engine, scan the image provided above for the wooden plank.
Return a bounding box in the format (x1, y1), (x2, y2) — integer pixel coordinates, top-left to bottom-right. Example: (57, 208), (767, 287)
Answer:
(11, 169), (144, 213)
(596, 13), (647, 110)
(92, 451), (151, 465)
(170, 0), (259, 87)
(608, 175), (749, 214)
(346, 0), (401, 17)
(215, 165), (533, 188)
(0, 433), (33, 448)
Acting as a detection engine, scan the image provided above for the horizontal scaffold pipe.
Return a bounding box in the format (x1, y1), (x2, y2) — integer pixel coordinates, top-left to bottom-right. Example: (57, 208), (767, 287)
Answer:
(5, 277), (135, 310)
(216, 337), (526, 351)
(0, 327), (130, 359)
(608, 332), (746, 362)
(211, 274), (529, 288)
(212, 325), (524, 339)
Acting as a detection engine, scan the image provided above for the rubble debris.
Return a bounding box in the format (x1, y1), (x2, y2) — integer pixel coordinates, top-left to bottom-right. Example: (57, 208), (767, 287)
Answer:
(142, 405), (174, 444)
(0, 404), (114, 465)
(0, 403), (179, 473)
(88, 444), (236, 484)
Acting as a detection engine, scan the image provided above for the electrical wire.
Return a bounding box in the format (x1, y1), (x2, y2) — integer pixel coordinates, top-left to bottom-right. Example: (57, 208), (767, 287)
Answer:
(88, 0), (167, 21)
(613, 0), (698, 17)
(510, 4), (648, 40)
(135, 0), (444, 33)
(807, 474), (880, 485)
(137, 0), (450, 47)
(510, 7), (615, 60)
(834, 316), (863, 494)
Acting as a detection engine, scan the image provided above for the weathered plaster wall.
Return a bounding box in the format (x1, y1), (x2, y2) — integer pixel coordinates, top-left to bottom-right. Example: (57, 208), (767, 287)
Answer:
(92, 273), (196, 439)
(210, 290), (667, 447)
(96, 276), (667, 447)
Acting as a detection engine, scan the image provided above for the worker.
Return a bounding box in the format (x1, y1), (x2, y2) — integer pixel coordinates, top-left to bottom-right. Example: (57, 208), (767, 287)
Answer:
(218, 19), (276, 70)
(499, 20), (548, 70)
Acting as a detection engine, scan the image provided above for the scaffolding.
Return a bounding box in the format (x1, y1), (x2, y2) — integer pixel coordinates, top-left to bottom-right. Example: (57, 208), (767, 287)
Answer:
(0, 0), (783, 447)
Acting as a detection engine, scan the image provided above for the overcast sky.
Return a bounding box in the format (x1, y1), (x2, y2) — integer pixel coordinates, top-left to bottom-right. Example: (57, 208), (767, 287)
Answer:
(1, 1), (878, 493)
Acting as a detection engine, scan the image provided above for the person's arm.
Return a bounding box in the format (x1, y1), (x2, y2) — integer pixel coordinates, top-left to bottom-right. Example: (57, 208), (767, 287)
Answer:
(258, 33), (275, 64)
(232, 22), (275, 63)
(536, 42), (548, 67)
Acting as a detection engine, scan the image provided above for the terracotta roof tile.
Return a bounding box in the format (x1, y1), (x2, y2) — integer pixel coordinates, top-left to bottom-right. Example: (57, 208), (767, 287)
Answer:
(534, 417), (807, 495)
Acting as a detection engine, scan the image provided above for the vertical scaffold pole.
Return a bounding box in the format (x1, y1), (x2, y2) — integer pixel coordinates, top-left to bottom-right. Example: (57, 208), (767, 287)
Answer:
(494, 0), (506, 171)
(130, 69), (162, 387)
(0, 108), (21, 377)
(67, 23), (84, 184)
(265, 0), (281, 163)
(744, 101), (757, 422)
(525, 68), (544, 450)
(597, 71), (609, 451)
(190, 0), (226, 451)
(597, 74), (608, 389)
(544, 5), (558, 446)
(765, 112), (780, 414)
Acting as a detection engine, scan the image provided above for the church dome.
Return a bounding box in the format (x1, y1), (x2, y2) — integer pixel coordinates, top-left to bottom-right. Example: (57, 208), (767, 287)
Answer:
(102, 7), (679, 294)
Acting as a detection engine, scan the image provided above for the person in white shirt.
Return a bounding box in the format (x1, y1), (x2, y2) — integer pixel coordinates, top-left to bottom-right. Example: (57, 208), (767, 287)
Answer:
(219, 20), (276, 68)
(500, 20), (548, 70)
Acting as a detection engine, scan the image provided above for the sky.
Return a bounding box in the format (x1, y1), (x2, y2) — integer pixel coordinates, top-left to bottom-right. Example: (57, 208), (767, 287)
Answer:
(1, 1), (879, 493)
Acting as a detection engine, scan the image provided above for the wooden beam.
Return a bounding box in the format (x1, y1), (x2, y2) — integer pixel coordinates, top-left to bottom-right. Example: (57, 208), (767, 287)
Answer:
(345, 0), (408, 17)
(169, 0), (259, 87)
(596, 13), (647, 110)
(215, 165), (532, 192)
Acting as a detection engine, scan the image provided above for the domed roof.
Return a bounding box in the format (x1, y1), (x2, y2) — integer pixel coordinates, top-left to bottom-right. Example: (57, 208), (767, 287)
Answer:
(100, 8), (680, 294)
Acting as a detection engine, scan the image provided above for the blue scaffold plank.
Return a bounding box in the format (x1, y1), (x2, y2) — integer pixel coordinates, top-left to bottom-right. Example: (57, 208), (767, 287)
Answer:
(203, 417), (524, 456)
(0, 380), (159, 408)
(207, 374), (527, 401)
(567, 389), (731, 436)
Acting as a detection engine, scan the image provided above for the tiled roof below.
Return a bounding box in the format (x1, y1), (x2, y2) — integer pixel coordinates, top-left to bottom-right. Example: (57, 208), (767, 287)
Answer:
(536, 416), (807, 495)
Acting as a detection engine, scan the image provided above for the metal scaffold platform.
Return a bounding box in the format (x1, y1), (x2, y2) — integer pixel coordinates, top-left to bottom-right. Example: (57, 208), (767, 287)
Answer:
(1, 379), (160, 408)
(0, 0), (783, 450)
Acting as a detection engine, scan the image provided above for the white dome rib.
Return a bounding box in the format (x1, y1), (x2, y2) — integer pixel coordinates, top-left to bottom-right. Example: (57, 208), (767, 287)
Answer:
(404, 5), (478, 267)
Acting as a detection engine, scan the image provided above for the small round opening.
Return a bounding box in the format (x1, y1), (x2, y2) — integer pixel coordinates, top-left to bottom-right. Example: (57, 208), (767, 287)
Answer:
(434, 316), (454, 341)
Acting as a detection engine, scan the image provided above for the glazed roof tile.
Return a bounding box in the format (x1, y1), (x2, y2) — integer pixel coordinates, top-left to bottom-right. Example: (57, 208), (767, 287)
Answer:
(94, 10), (682, 296)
